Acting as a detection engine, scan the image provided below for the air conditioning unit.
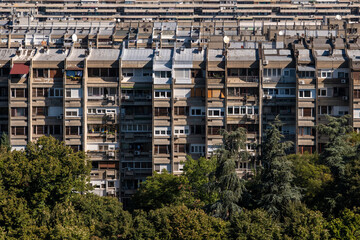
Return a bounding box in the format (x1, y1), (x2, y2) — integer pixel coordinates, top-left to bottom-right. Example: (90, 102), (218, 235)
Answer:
(263, 60), (269, 65)
(341, 79), (346, 83)
(146, 96), (152, 100)
(108, 96), (115, 101)
(134, 151), (141, 155)
(57, 115), (63, 120)
(264, 95), (272, 99)
(122, 95), (130, 100)
(342, 96), (348, 101)
(299, 80), (305, 85)
(107, 151), (115, 157)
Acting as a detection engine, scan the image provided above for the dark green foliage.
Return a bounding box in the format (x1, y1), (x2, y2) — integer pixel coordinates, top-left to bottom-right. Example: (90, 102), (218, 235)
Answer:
(327, 208), (360, 239)
(207, 127), (249, 220)
(258, 116), (301, 218)
(317, 115), (354, 177)
(0, 136), (91, 209)
(183, 155), (218, 204)
(282, 203), (329, 240)
(130, 205), (228, 240)
(288, 153), (332, 207)
(229, 208), (282, 240)
(130, 170), (197, 211)
(0, 132), (11, 152)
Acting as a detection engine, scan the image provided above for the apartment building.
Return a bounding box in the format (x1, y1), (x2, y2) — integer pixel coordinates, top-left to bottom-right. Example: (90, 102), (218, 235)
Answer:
(1, 19), (360, 201)
(1, 0), (360, 22)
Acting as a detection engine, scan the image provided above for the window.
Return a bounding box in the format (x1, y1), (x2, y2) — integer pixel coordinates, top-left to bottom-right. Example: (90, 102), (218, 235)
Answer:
(65, 126), (82, 135)
(319, 70), (332, 79)
(208, 89), (225, 98)
(32, 107), (47, 116)
(174, 126), (189, 135)
(65, 89), (82, 98)
(174, 107), (188, 116)
(33, 125), (48, 135)
(154, 90), (171, 98)
(11, 108), (27, 117)
(208, 126), (222, 135)
(11, 88), (27, 98)
(49, 88), (63, 97)
(299, 108), (314, 117)
(65, 108), (80, 117)
(154, 145), (171, 155)
(299, 127), (314, 136)
(11, 126), (27, 136)
(190, 125), (205, 135)
(154, 107), (170, 117)
(319, 106), (332, 115)
(174, 144), (187, 153)
(338, 72), (349, 78)
(190, 144), (205, 154)
(122, 68), (134, 77)
(122, 124), (151, 132)
(34, 69), (49, 78)
(33, 88), (48, 97)
(299, 90), (313, 98)
(227, 106), (258, 115)
(190, 107), (205, 116)
(208, 108), (224, 117)
(155, 71), (171, 78)
(154, 127), (171, 136)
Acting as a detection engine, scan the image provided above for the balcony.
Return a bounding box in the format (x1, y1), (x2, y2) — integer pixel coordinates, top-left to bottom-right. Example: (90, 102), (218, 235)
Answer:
(227, 76), (259, 83)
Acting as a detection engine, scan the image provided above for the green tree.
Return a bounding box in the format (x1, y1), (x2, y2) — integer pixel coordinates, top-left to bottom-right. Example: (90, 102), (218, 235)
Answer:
(229, 208), (282, 240)
(0, 132), (11, 152)
(282, 203), (329, 240)
(317, 115), (354, 177)
(0, 136), (91, 209)
(317, 116), (358, 214)
(130, 205), (228, 240)
(131, 170), (196, 211)
(207, 127), (249, 220)
(258, 116), (301, 218)
(70, 194), (132, 239)
(327, 208), (360, 240)
(183, 155), (218, 205)
(288, 153), (332, 207)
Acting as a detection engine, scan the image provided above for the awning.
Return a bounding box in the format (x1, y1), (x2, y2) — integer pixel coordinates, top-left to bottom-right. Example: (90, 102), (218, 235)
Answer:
(10, 63), (29, 75)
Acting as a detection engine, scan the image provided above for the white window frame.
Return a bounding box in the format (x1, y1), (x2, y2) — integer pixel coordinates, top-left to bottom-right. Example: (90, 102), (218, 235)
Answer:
(154, 90), (171, 98)
(154, 127), (171, 136)
(208, 108), (224, 117)
(299, 90), (313, 98)
(190, 144), (206, 154)
(65, 108), (80, 117)
(174, 126), (189, 135)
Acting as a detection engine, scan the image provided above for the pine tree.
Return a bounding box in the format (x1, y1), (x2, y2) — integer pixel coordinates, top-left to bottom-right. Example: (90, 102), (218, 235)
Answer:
(0, 132), (11, 152)
(258, 116), (301, 219)
(317, 115), (354, 177)
(207, 127), (249, 220)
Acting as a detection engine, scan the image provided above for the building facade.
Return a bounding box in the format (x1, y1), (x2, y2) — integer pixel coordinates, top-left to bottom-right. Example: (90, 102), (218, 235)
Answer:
(1, 19), (360, 203)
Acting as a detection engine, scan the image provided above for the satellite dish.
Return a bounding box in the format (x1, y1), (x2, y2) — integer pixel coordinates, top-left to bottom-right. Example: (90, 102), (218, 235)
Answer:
(117, 19), (120, 23)
(335, 15), (342, 20)
(71, 34), (78, 42)
(223, 36), (230, 44)
(279, 30), (284, 36)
